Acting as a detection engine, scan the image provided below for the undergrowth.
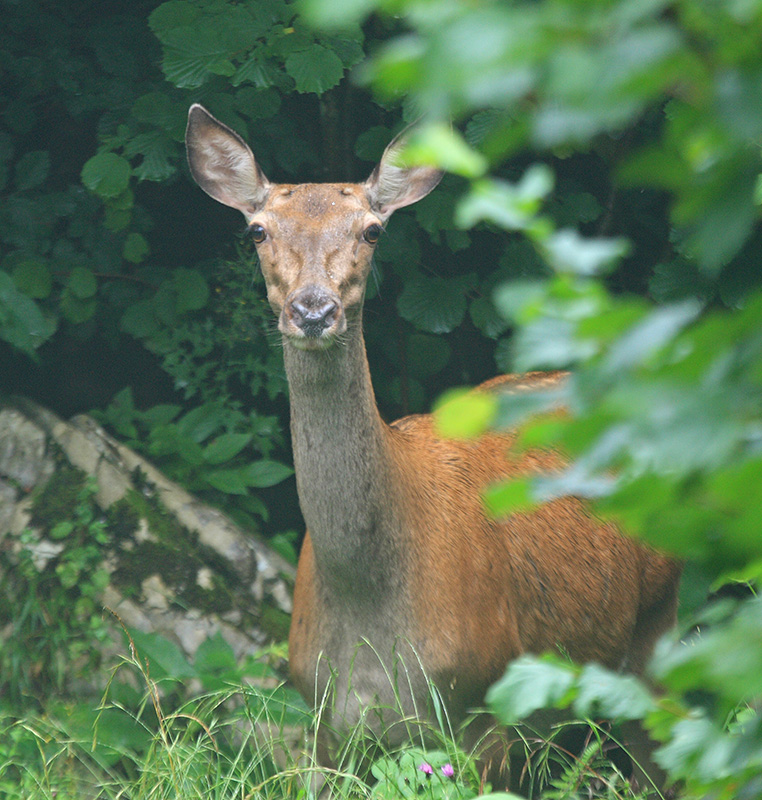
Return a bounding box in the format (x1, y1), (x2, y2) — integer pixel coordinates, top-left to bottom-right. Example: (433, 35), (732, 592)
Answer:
(0, 631), (659, 800)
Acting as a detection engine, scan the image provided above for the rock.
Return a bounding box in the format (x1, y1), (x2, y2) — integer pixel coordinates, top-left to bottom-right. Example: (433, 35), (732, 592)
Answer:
(0, 396), (296, 697)
(0, 407), (52, 490)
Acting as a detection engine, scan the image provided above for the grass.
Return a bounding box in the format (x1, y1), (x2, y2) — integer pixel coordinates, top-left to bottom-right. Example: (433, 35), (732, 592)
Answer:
(0, 639), (662, 800)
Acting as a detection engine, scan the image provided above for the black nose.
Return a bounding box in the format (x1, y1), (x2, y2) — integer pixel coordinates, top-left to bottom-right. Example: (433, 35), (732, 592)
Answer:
(287, 290), (340, 338)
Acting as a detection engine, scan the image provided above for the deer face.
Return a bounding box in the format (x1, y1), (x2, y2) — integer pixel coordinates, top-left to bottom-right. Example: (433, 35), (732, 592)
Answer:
(247, 183), (382, 349)
(185, 104), (442, 350)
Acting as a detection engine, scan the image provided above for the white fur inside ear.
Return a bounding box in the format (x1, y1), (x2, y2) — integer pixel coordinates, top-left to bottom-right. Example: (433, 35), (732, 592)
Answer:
(186, 105), (270, 218)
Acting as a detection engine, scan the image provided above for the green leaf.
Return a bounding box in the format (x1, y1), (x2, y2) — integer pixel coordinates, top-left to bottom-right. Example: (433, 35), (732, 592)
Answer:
(402, 124), (487, 178)
(12, 258), (52, 299)
(483, 477), (537, 517)
(141, 404), (182, 427)
(50, 521), (75, 540)
(285, 45), (345, 94)
(434, 387), (498, 439)
(81, 152), (132, 198)
(469, 296), (510, 338)
(457, 168), (554, 231)
(241, 460), (294, 488)
(194, 631), (236, 674)
(202, 433), (253, 465)
(542, 229), (628, 276)
(120, 299), (160, 339)
(397, 273), (476, 334)
(68, 267), (97, 299)
(487, 655), (577, 724)
(60, 292), (96, 323)
(173, 268), (209, 313)
(574, 663), (656, 720)
(148, 0), (199, 35)
(128, 629), (197, 680)
(177, 403), (226, 443)
(0, 270), (55, 355)
(123, 233), (150, 264)
(301, 0), (377, 29)
(204, 468), (250, 495)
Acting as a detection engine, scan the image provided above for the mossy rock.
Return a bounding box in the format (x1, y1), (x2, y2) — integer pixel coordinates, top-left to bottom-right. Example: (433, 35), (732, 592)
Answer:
(30, 461), (87, 529)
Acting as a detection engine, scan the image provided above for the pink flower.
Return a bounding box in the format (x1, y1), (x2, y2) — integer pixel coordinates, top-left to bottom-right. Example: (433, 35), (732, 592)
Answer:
(418, 763), (433, 775)
(441, 764), (455, 778)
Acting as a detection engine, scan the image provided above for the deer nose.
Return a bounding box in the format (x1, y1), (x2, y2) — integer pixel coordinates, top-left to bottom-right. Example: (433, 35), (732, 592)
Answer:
(286, 289), (341, 338)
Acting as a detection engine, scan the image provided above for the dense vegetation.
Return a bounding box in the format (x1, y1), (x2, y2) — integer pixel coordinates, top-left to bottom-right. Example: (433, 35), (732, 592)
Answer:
(1, 0), (762, 796)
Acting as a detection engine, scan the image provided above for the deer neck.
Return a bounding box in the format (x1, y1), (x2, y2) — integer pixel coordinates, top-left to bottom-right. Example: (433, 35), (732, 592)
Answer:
(283, 315), (403, 596)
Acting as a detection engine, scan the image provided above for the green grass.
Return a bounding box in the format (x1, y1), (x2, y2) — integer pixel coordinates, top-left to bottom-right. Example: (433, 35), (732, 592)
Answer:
(0, 640), (660, 800)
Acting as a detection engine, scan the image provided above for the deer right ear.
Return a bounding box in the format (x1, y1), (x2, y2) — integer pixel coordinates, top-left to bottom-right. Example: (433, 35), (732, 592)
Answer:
(185, 104), (271, 219)
(364, 130), (444, 221)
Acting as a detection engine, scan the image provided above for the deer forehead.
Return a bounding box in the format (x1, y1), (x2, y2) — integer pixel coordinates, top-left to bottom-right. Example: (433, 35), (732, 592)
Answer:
(262, 184), (376, 238)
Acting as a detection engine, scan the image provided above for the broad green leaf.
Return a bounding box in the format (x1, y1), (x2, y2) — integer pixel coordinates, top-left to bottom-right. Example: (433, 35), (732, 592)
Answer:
(487, 655), (576, 724)
(652, 597), (762, 706)
(285, 45), (345, 94)
(434, 387), (497, 439)
(401, 124), (487, 178)
(235, 86), (282, 120)
(457, 168), (554, 231)
(469, 295), (510, 338)
(50, 521), (75, 540)
(81, 152), (132, 198)
(205, 467), (250, 495)
(177, 403), (226, 443)
(128, 629), (197, 680)
(194, 631), (236, 674)
(60, 292), (96, 324)
(12, 258), (52, 299)
(123, 233), (150, 264)
(601, 299), (701, 373)
(148, 0), (199, 35)
(0, 270), (55, 354)
(141, 404), (182, 427)
(321, 32), (365, 69)
(483, 477), (536, 517)
(68, 266), (97, 299)
(542, 229), (628, 276)
(120, 299), (160, 339)
(173, 268), (209, 313)
(654, 715), (734, 785)
(301, 0), (377, 29)
(202, 432), (253, 465)
(241, 460), (294, 488)
(397, 273), (475, 334)
(493, 280), (547, 325)
(574, 663), (656, 720)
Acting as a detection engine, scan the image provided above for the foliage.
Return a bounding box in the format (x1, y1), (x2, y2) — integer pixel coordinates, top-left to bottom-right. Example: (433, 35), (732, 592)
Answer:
(0, 474), (112, 708)
(0, 630), (310, 800)
(371, 747), (481, 800)
(302, 0), (762, 794)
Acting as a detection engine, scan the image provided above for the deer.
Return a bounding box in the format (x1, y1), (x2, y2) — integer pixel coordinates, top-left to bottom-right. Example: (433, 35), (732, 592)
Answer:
(185, 104), (681, 793)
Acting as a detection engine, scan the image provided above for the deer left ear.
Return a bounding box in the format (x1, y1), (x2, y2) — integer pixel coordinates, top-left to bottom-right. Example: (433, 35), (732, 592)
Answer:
(364, 131), (443, 221)
(185, 104), (271, 219)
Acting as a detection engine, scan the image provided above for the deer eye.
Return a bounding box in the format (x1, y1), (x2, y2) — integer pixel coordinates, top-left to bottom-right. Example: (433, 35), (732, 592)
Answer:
(248, 224), (267, 243)
(363, 224), (383, 245)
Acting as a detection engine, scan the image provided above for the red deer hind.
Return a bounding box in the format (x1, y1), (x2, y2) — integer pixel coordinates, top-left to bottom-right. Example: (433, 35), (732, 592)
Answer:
(185, 104), (680, 791)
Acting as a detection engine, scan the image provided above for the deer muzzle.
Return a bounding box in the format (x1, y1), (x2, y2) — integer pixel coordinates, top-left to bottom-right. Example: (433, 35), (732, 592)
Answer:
(282, 285), (345, 347)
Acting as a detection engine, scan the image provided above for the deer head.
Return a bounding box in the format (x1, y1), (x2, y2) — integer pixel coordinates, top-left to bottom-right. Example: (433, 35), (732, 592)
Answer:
(185, 104), (442, 350)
